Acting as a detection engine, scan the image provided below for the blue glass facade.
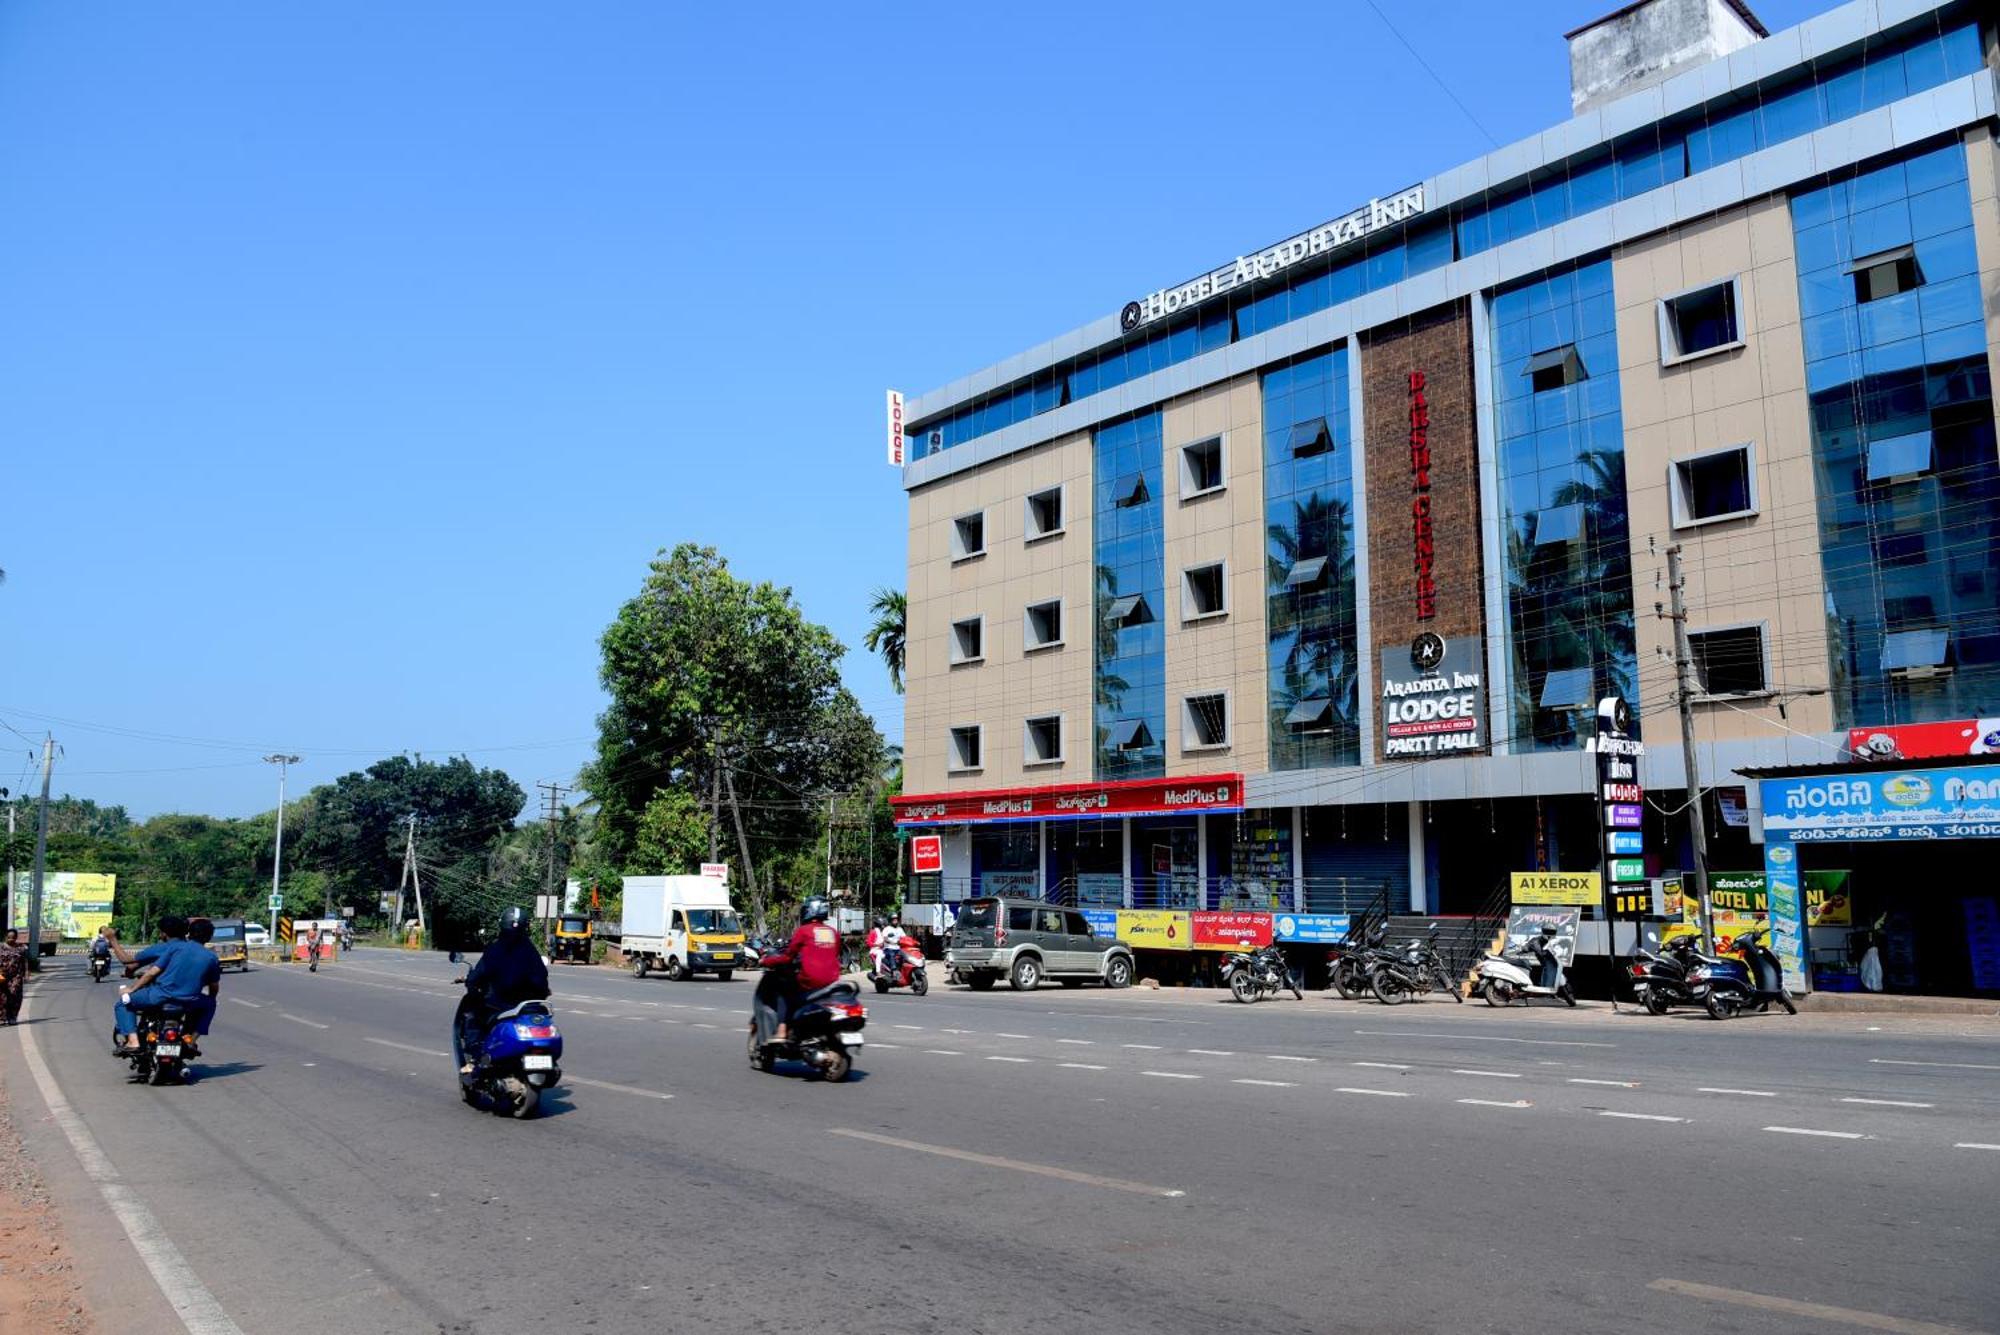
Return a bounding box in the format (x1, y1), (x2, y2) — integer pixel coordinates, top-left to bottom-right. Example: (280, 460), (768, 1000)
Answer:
(1262, 348), (1360, 769)
(907, 16), (1981, 463)
(1488, 258), (1637, 752)
(1091, 411), (1166, 780)
(1790, 140), (2000, 728)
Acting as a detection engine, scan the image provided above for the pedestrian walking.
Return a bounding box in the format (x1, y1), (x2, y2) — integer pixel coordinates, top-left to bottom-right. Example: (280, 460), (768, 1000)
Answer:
(1, 928), (31, 1025)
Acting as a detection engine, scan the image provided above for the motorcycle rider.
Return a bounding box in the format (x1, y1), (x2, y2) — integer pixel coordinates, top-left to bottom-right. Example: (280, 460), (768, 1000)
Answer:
(104, 919), (210, 1052)
(456, 906), (551, 1074)
(183, 917), (224, 1053)
(755, 896), (842, 1045)
(88, 927), (114, 978)
(866, 915), (890, 979)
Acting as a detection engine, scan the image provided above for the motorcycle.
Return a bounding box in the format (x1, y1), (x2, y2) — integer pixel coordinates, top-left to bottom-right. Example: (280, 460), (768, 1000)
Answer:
(1370, 929), (1465, 1005)
(749, 961), (866, 1082)
(1326, 922), (1393, 1000)
(1627, 932), (1701, 1014)
(89, 953), (110, 983)
(1475, 935), (1576, 1007)
(869, 934), (929, 996)
(1701, 927), (1798, 1020)
(1222, 943), (1302, 1003)
(119, 998), (193, 1085)
(453, 990), (564, 1118)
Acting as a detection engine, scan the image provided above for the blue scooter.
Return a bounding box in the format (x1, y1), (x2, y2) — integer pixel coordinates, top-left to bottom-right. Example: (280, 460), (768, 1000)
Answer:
(453, 995), (564, 1117)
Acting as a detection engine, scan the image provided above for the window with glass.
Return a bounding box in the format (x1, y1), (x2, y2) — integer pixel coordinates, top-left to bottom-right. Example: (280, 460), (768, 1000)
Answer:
(1263, 348), (1360, 769)
(1489, 257), (1638, 752)
(1092, 411), (1166, 780)
(1790, 139), (2000, 727)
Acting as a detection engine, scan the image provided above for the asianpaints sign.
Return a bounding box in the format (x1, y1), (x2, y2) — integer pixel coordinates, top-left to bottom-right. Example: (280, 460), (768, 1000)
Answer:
(1190, 911), (1273, 952)
(893, 774), (1243, 826)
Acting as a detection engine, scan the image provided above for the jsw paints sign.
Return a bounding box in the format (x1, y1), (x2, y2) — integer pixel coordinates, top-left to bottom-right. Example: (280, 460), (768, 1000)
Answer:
(892, 774), (1243, 826)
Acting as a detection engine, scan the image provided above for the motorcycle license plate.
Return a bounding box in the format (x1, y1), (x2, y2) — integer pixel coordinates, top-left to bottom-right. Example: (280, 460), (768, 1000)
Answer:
(522, 1055), (554, 1070)
(154, 1044), (182, 1058)
(836, 1032), (864, 1047)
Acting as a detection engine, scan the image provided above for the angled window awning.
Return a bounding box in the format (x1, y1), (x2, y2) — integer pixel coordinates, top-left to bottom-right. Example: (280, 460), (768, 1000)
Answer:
(1538, 667), (1595, 709)
(1524, 344), (1587, 390)
(1115, 474), (1151, 507)
(1107, 718), (1155, 750)
(1532, 504), (1585, 546)
(1104, 593), (1154, 627)
(1287, 418), (1332, 458)
(1284, 556), (1329, 589)
(1881, 627), (1950, 671)
(1284, 698), (1334, 731)
(1865, 430), (1934, 482)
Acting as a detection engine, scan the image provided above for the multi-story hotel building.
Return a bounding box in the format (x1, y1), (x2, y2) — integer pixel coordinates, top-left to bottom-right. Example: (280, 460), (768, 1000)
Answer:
(891, 0), (2000, 995)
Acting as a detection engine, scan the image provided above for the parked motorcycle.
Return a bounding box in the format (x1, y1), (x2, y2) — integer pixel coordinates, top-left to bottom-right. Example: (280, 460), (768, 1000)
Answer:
(1370, 929), (1465, 1005)
(1475, 930), (1575, 1007)
(1222, 944), (1302, 1003)
(453, 993), (564, 1118)
(1701, 927), (1798, 1019)
(749, 961), (867, 1082)
(1627, 932), (1701, 1015)
(119, 998), (193, 1085)
(869, 934), (930, 996)
(1327, 922), (1393, 999)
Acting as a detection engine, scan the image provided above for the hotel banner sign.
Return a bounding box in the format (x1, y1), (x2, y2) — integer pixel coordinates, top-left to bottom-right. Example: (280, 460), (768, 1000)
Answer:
(1121, 184), (1426, 332)
(893, 774), (1244, 826)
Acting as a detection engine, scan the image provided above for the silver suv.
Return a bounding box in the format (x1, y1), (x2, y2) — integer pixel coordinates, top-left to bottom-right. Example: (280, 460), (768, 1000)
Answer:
(949, 898), (1135, 992)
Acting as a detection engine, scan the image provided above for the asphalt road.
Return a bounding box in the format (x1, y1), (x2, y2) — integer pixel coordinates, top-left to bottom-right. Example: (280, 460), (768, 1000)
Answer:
(7, 946), (1999, 1335)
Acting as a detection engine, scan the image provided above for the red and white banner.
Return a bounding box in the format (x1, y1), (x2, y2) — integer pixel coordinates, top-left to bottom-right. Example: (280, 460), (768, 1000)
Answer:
(909, 834), (943, 874)
(1191, 911), (1274, 952)
(887, 390), (905, 466)
(893, 773), (1243, 826)
(1847, 719), (2000, 762)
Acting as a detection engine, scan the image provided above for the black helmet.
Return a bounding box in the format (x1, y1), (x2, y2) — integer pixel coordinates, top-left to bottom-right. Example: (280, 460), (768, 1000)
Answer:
(500, 906), (530, 932)
(801, 896), (830, 923)
(874, 915), (888, 928)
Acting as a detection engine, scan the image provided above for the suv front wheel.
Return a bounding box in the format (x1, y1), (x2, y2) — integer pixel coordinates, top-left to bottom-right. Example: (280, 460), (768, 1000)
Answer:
(1104, 955), (1133, 989)
(1009, 955), (1042, 991)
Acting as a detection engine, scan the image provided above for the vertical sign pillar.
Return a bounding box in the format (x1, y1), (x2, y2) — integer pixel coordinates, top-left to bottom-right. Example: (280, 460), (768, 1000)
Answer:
(1591, 697), (1645, 986)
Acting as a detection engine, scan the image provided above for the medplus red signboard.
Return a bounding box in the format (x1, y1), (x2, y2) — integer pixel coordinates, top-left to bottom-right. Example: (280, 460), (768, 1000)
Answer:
(1191, 911), (1273, 952)
(909, 834), (943, 874)
(1847, 719), (2000, 762)
(893, 773), (1243, 826)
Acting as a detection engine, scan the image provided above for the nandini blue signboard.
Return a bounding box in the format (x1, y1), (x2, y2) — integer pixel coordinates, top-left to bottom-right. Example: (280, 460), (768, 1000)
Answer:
(1758, 765), (2000, 990)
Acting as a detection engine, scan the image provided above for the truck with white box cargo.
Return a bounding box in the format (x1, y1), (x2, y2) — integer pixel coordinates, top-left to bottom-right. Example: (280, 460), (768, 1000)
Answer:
(620, 874), (747, 981)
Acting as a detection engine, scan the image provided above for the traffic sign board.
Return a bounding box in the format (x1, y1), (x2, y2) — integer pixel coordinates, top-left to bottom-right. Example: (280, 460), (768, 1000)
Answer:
(269, 895), (283, 910)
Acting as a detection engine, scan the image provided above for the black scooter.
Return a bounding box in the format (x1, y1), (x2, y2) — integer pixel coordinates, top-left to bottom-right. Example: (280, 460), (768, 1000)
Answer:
(1626, 932), (1701, 1014)
(1708, 927), (1798, 1019)
(748, 961), (867, 1082)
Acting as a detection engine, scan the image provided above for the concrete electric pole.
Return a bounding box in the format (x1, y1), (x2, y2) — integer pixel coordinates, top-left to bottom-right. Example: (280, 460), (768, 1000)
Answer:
(1663, 546), (1717, 953)
(537, 781), (569, 949)
(264, 754), (301, 946)
(24, 735), (53, 969)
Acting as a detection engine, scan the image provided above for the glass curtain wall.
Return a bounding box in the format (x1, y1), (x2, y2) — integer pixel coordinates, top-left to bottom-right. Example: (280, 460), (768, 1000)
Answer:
(1263, 348), (1361, 769)
(1092, 411), (1167, 780)
(1489, 258), (1637, 751)
(1791, 139), (2000, 727)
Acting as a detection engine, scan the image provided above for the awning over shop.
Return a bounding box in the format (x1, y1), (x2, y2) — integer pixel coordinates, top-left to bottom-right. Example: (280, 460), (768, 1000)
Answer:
(894, 773), (1243, 827)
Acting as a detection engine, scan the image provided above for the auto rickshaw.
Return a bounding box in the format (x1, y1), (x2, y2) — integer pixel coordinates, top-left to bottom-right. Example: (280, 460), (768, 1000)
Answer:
(204, 917), (251, 972)
(551, 914), (594, 965)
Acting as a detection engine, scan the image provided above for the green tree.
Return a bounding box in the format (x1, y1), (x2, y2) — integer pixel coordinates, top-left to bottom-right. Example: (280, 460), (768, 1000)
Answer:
(863, 588), (906, 693)
(630, 789), (711, 874)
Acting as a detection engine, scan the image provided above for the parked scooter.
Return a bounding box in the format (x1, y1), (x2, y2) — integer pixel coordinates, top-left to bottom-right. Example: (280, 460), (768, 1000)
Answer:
(1222, 943), (1302, 1003)
(1627, 932), (1702, 1014)
(452, 991), (564, 1118)
(870, 933), (930, 996)
(1476, 925), (1576, 1007)
(1701, 926), (1798, 1019)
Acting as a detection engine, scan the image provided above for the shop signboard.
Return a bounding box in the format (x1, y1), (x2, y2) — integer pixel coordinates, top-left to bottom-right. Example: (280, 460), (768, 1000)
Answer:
(1509, 871), (1600, 906)
(1115, 910), (1191, 950)
(886, 389), (905, 467)
(1080, 909), (1119, 939)
(893, 774), (1243, 826)
(1674, 871), (1852, 931)
(981, 872), (1038, 898)
(1606, 831), (1643, 856)
(1608, 858), (1646, 884)
(1076, 874), (1123, 906)
(1717, 788), (1749, 827)
(1503, 907), (1580, 965)
(1608, 803), (1643, 828)
(1378, 633), (1486, 757)
(9, 871), (115, 940)
(1190, 911), (1273, 951)
(1846, 718), (2000, 762)
(909, 836), (943, 875)
(1273, 913), (1352, 944)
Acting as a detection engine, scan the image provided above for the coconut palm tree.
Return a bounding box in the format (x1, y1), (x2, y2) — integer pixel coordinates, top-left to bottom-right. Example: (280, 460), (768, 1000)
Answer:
(1265, 493), (1360, 765)
(863, 588), (905, 693)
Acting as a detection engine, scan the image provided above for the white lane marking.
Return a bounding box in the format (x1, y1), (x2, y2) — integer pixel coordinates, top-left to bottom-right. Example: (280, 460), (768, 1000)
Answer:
(226, 997), (264, 1008)
(1869, 1058), (2000, 1071)
(1763, 1126), (1871, 1140)
(1452, 1069), (1521, 1079)
(1599, 1111), (1686, 1123)
(997, 1032), (1032, 1039)
(1352, 1061), (1409, 1070)
(987, 1056), (1032, 1064)
(566, 1009), (599, 1017)
(1954, 1142), (2000, 1151)
(17, 992), (247, 1335)
(1700, 1087), (1776, 1097)
(279, 1012), (329, 1029)
(1142, 1071), (1201, 1080)
(941, 1028), (972, 1035)
(1268, 1055), (1316, 1063)
(828, 1128), (1184, 1198)
(1336, 1087), (1411, 1098)
(1187, 1049), (1235, 1056)
(1056, 1038), (1094, 1046)
(1647, 1277), (1986, 1335)
(1839, 1097), (1934, 1108)
(1233, 1078), (1296, 1088)
(870, 1043), (902, 1050)
(566, 1076), (673, 1100)
(1569, 1078), (1639, 1088)
(893, 1024), (924, 1031)
(691, 1023), (717, 1030)
(923, 1050), (962, 1056)
(1059, 1062), (1108, 1071)
(1121, 1043), (1162, 1051)
(364, 1037), (449, 1058)
(1458, 1098), (1532, 1108)
(1356, 1029), (1612, 1049)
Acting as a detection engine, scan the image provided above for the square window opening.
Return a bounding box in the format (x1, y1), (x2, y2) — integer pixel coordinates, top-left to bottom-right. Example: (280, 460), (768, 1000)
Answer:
(1183, 694), (1229, 750)
(1689, 625), (1768, 697)
(1284, 698), (1334, 733)
(948, 725), (983, 772)
(1865, 430), (1934, 483)
(1284, 556), (1329, 589)
(1288, 418), (1332, 458)
(1025, 600), (1063, 651)
(1532, 504), (1585, 546)
(1847, 246), (1923, 303)
(950, 616), (984, 665)
(1115, 474), (1151, 508)
(1104, 593), (1154, 627)
(1525, 344), (1587, 393)
(1660, 280), (1741, 362)
(1538, 667), (1595, 710)
(950, 512), (986, 561)
(1671, 445), (1756, 526)
(1182, 563), (1227, 620)
(1179, 436), (1226, 497)
(1025, 486), (1065, 540)
(1882, 627), (1951, 674)
(1107, 718), (1155, 751)
(1024, 715), (1063, 766)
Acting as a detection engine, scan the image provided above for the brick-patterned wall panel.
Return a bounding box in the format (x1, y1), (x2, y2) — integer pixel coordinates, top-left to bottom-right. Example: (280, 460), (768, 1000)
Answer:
(1359, 300), (1487, 761)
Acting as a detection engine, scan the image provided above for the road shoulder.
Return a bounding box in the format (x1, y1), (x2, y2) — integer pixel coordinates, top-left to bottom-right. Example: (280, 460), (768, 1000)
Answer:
(0, 1036), (93, 1335)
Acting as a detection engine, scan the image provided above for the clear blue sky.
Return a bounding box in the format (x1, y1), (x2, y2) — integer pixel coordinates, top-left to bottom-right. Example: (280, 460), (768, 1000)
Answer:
(0, 0), (1818, 819)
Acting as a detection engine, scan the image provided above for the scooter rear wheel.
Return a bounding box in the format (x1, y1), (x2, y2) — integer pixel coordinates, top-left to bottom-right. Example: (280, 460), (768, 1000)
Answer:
(1643, 989), (1671, 1016)
(820, 1048), (852, 1083)
(1705, 992), (1742, 1020)
(1482, 979), (1515, 1008)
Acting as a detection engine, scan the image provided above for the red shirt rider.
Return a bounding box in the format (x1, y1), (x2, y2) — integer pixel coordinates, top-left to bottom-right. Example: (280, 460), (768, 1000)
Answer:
(770, 919), (842, 992)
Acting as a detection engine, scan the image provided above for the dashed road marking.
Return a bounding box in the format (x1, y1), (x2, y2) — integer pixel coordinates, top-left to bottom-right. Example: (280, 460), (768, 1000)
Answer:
(1869, 1058), (2000, 1071)
(987, 1056), (1031, 1064)
(1458, 1098), (1532, 1109)
(1352, 1061), (1409, 1070)
(1699, 1087), (1776, 1097)
(1336, 1087), (1410, 1098)
(1954, 1142), (2000, 1151)
(1122, 1043), (1163, 1051)
(1599, 1111), (1685, 1123)
(828, 1128), (1184, 1199)
(1839, 1097), (1933, 1108)
(997, 1033), (1031, 1039)
(870, 1043), (902, 1050)
(567, 1076), (673, 1101)
(1187, 1049), (1234, 1057)
(1057, 1038), (1094, 1045)
(1268, 1055), (1316, 1063)
(924, 1050), (962, 1056)
(279, 1012), (329, 1029)
(1059, 1062), (1108, 1071)
(1569, 1078), (1639, 1088)
(893, 1024), (924, 1031)
(1763, 1126), (1870, 1139)
(1648, 1277), (1982, 1335)
(1452, 1069), (1521, 1079)
(363, 1037), (449, 1058)
(226, 998), (264, 1008)
(1233, 1079), (1296, 1088)
(1142, 1071), (1201, 1080)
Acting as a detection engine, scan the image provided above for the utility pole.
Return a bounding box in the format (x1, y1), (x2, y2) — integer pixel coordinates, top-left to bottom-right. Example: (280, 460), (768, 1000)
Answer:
(825, 793), (836, 898)
(391, 813), (416, 936)
(5, 793), (15, 938)
(1663, 546), (1717, 953)
(537, 781), (569, 950)
(23, 737), (54, 969)
(708, 723), (722, 865)
(721, 760), (764, 935)
(263, 754), (301, 947)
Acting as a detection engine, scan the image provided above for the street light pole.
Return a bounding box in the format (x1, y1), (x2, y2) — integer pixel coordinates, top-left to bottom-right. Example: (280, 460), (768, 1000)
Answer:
(264, 754), (301, 946)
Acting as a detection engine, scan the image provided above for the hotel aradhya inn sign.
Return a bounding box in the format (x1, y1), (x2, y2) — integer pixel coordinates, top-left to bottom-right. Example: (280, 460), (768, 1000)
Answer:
(893, 774), (1244, 826)
(1120, 184), (1427, 332)
(1378, 632), (1486, 757)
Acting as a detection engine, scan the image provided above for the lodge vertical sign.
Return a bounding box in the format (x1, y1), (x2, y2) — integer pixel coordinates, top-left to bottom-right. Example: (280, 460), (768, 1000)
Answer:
(1589, 697), (1646, 952)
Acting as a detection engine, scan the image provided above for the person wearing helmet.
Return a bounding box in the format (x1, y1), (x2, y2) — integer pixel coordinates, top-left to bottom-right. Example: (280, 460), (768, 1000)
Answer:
(754, 897), (843, 1046)
(456, 906), (551, 1074)
(866, 914), (891, 981)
